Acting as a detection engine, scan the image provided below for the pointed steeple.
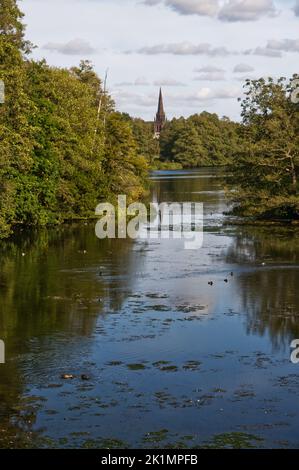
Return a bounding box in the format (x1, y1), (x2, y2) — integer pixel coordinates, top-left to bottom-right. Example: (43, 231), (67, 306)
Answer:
(157, 88), (165, 118)
(154, 88), (166, 138)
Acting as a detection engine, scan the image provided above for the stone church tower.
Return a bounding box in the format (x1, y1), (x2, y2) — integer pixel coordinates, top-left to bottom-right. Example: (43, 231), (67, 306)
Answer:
(154, 88), (166, 139)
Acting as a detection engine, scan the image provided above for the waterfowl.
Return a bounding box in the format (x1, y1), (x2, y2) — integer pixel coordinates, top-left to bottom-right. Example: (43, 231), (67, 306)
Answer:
(81, 374), (90, 381)
(61, 374), (74, 380)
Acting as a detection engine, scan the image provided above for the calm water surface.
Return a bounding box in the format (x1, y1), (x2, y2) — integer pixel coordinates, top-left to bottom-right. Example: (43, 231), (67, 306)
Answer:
(1, 168), (299, 448)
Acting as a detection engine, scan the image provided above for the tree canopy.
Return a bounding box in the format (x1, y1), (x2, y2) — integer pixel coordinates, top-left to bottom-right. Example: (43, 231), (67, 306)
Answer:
(0, 0), (148, 238)
(159, 112), (240, 168)
(229, 77), (299, 219)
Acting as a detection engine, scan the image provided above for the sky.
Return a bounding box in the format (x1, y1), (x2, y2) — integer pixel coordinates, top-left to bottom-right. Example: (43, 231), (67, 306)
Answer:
(21, 0), (299, 121)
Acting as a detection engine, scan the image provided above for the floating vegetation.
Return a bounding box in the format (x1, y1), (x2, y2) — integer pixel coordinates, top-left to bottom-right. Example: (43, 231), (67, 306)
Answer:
(82, 438), (128, 449)
(142, 429), (169, 444)
(146, 293), (169, 299)
(202, 432), (264, 449)
(159, 365), (179, 372)
(144, 304), (170, 312)
(153, 361), (171, 367)
(127, 363), (147, 371)
(176, 304), (207, 314)
(182, 360), (202, 371)
(152, 361), (178, 372)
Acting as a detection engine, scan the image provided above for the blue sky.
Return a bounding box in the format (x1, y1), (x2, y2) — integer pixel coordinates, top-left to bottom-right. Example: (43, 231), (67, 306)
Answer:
(21, 0), (299, 120)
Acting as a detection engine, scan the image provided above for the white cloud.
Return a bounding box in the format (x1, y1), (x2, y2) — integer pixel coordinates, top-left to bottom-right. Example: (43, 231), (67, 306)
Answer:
(133, 38), (297, 59)
(219, 0), (277, 22)
(136, 41), (232, 56)
(244, 38), (299, 57)
(245, 46), (282, 57)
(43, 38), (96, 55)
(266, 38), (299, 53)
(194, 65), (226, 81)
(115, 77), (185, 87)
(143, 0), (219, 16)
(233, 63), (255, 72)
(114, 77), (151, 86)
(294, 0), (299, 16)
(154, 78), (186, 86)
(194, 72), (226, 81)
(143, 0), (277, 22)
(194, 65), (225, 73)
(165, 0), (219, 16)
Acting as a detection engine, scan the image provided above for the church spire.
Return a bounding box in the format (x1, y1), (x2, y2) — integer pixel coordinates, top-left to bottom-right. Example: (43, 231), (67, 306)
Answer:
(157, 88), (165, 117)
(154, 88), (166, 139)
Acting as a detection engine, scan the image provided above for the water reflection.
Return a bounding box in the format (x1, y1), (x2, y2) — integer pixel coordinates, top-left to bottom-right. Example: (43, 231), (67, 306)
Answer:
(0, 169), (299, 448)
(224, 227), (299, 349)
(0, 226), (140, 343)
(0, 225), (144, 446)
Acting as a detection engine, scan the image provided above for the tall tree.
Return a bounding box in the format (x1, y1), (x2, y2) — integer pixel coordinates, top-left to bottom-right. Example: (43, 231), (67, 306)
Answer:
(0, 0), (34, 236)
(103, 112), (148, 202)
(229, 77), (299, 219)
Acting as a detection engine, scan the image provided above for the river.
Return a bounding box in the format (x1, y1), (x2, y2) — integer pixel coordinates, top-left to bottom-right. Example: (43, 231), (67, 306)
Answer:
(0, 168), (299, 448)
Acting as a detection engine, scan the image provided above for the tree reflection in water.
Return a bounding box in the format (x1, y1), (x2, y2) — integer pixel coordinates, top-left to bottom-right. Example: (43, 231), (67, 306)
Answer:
(225, 226), (299, 350)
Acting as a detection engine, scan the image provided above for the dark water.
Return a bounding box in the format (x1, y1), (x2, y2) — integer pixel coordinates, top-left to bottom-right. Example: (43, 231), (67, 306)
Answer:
(1, 168), (299, 449)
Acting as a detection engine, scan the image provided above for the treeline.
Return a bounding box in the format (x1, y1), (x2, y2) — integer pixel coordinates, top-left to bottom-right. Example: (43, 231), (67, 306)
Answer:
(121, 115), (160, 165)
(159, 112), (240, 167)
(0, 0), (148, 238)
(122, 111), (241, 169)
(229, 77), (299, 220)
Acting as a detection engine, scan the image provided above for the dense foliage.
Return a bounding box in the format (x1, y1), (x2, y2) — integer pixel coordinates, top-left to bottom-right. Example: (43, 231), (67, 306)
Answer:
(159, 112), (240, 168)
(121, 114), (160, 166)
(229, 77), (299, 219)
(0, 0), (148, 238)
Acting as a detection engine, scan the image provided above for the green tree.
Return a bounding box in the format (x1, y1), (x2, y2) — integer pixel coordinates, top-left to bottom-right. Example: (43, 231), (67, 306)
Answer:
(129, 117), (160, 165)
(229, 77), (299, 219)
(159, 118), (186, 163)
(103, 112), (148, 202)
(0, 0), (34, 236)
(171, 122), (207, 167)
(159, 113), (239, 168)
